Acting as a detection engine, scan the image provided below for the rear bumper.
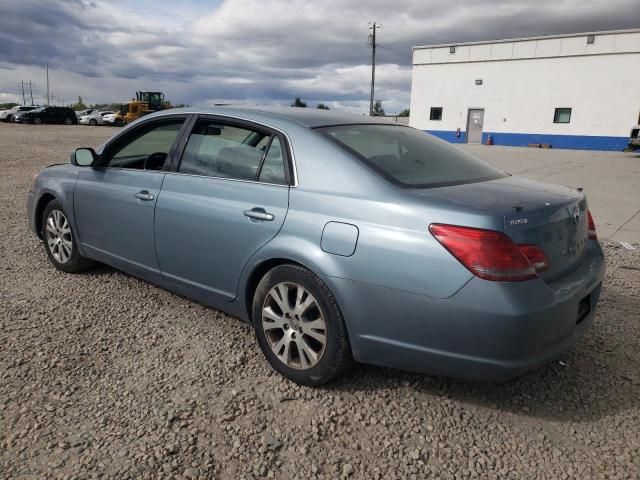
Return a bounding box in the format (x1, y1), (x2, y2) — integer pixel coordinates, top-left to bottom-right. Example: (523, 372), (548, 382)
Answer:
(328, 241), (605, 381)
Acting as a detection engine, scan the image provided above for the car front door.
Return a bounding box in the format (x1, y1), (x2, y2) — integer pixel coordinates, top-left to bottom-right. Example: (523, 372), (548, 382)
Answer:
(154, 117), (291, 304)
(74, 116), (189, 281)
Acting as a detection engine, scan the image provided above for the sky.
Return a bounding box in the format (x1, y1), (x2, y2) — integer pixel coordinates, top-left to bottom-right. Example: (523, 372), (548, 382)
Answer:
(1, 0), (639, 114)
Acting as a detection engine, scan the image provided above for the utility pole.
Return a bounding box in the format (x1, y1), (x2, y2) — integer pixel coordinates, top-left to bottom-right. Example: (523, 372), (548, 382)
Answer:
(368, 22), (381, 116)
(46, 64), (50, 106)
(20, 81), (26, 105)
(28, 81), (34, 105)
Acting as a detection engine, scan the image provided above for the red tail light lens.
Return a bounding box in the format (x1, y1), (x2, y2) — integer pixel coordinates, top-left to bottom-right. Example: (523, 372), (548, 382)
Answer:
(517, 245), (550, 273)
(587, 210), (597, 240)
(429, 224), (542, 282)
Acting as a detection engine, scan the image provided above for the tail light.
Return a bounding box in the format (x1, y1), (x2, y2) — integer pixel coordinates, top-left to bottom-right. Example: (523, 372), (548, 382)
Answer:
(429, 224), (549, 282)
(587, 210), (597, 240)
(517, 245), (550, 273)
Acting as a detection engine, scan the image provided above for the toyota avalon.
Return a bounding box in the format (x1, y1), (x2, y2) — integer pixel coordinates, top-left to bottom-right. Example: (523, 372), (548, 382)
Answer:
(27, 107), (605, 386)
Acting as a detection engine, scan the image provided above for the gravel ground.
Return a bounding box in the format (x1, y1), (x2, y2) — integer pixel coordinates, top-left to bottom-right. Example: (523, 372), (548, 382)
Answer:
(1, 124), (639, 480)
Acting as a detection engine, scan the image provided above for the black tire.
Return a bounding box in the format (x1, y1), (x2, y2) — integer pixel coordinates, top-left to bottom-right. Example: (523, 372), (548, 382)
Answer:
(64, 117), (72, 125)
(252, 264), (353, 386)
(33, 117), (42, 125)
(41, 199), (94, 273)
(89, 119), (97, 126)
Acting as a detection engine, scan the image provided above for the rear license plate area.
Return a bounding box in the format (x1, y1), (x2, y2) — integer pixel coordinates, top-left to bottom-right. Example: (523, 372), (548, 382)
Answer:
(577, 294), (591, 324)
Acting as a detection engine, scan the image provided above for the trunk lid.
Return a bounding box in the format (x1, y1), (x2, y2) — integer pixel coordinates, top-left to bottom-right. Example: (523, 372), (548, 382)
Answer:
(415, 176), (589, 282)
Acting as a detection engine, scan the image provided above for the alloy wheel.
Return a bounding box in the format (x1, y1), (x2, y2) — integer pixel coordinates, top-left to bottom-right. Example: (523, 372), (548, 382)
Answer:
(261, 282), (327, 369)
(45, 210), (72, 263)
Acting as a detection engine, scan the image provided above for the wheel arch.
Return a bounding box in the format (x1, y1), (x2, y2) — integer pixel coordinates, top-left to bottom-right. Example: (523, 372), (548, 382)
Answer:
(243, 257), (309, 325)
(34, 193), (57, 239)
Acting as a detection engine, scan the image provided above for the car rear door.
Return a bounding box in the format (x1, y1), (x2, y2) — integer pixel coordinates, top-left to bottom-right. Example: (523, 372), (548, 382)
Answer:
(74, 116), (190, 281)
(154, 116), (291, 304)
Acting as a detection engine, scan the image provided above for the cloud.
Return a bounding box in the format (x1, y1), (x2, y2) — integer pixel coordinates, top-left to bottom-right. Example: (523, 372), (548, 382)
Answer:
(0, 0), (638, 113)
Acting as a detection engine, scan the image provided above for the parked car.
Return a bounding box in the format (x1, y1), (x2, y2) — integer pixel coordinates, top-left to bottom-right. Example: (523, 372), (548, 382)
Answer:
(78, 111), (115, 126)
(14, 106), (78, 125)
(101, 112), (117, 126)
(27, 107), (605, 386)
(0, 105), (39, 122)
(75, 108), (95, 118)
(629, 125), (640, 151)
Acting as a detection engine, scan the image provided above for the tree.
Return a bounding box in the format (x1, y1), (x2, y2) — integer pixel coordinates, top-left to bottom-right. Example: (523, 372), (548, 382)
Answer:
(0, 102), (18, 110)
(398, 108), (410, 117)
(291, 97), (307, 108)
(316, 103), (330, 110)
(73, 96), (87, 110)
(372, 99), (385, 116)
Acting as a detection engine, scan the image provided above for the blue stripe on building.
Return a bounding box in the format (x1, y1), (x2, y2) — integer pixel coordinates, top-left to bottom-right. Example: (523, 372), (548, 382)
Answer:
(425, 130), (628, 151)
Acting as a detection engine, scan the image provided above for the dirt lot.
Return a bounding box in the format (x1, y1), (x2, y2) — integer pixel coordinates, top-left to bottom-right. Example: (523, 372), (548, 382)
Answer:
(1, 124), (639, 480)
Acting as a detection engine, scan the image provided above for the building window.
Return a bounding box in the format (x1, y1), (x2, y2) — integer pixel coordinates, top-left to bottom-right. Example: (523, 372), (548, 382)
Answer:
(553, 108), (571, 124)
(449, 46), (456, 54)
(586, 35), (595, 44)
(430, 107), (443, 121)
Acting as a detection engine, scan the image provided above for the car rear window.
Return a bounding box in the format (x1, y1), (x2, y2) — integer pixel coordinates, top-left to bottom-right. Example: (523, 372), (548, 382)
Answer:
(317, 124), (508, 188)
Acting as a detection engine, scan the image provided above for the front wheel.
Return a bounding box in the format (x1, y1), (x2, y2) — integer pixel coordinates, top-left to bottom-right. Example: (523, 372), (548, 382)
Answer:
(33, 117), (42, 125)
(89, 119), (97, 126)
(41, 200), (94, 273)
(64, 117), (73, 125)
(253, 264), (353, 386)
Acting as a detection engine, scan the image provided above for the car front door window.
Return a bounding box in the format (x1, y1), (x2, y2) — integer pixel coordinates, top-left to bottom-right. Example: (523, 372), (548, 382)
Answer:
(106, 121), (184, 170)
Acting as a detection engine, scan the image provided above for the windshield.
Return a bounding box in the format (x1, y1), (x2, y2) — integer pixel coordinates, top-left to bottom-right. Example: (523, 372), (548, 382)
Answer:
(31, 107), (45, 113)
(318, 124), (508, 188)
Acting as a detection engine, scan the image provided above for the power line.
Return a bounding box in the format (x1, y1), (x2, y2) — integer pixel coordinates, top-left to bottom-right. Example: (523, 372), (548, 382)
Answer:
(113, 8), (400, 26)
(377, 43), (413, 62)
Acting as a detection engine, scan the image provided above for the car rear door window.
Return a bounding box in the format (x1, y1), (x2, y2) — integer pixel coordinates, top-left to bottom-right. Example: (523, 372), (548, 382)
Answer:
(258, 137), (286, 184)
(178, 120), (287, 184)
(106, 120), (184, 170)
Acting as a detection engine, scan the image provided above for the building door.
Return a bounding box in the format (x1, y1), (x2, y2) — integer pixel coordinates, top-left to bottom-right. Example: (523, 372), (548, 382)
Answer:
(466, 109), (484, 144)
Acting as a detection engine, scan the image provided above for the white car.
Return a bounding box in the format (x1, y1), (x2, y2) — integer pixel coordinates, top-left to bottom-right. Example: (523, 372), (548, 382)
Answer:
(78, 111), (115, 126)
(101, 112), (117, 126)
(1, 105), (39, 122)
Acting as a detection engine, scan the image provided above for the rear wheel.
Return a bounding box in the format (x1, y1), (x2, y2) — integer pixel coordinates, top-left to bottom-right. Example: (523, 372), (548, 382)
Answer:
(89, 119), (97, 126)
(33, 117), (42, 125)
(64, 117), (73, 125)
(253, 264), (352, 386)
(41, 200), (94, 273)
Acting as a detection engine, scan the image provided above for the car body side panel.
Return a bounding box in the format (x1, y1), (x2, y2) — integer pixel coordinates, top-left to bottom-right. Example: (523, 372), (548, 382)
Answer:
(272, 188), (502, 299)
(27, 164), (80, 241)
(74, 168), (165, 281)
(154, 174), (289, 303)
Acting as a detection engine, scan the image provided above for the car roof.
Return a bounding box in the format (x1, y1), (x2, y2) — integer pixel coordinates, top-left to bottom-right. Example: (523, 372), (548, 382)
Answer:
(151, 106), (399, 129)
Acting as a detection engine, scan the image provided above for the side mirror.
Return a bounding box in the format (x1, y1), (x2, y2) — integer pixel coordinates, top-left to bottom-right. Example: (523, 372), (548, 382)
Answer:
(72, 147), (97, 167)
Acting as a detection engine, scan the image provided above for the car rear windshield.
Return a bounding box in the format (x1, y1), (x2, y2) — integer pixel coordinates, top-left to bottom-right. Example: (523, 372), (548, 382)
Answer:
(317, 124), (508, 188)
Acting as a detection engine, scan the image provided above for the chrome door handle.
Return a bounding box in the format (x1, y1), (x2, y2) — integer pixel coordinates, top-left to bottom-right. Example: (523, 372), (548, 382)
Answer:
(135, 190), (154, 201)
(244, 208), (274, 221)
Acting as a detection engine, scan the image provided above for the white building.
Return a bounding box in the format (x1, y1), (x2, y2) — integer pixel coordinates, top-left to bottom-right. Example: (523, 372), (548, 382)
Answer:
(410, 29), (640, 151)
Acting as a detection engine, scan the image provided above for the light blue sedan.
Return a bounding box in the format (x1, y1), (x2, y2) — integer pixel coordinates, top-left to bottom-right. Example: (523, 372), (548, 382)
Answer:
(27, 107), (605, 385)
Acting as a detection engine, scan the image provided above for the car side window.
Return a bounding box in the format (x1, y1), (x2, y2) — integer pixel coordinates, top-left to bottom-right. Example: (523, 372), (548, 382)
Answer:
(179, 121), (273, 181)
(106, 120), (184, 170)
(258, 137), (287, 184)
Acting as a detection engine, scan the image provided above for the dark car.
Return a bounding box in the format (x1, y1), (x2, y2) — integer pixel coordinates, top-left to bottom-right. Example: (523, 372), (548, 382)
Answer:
(14, 106), (78, 125)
